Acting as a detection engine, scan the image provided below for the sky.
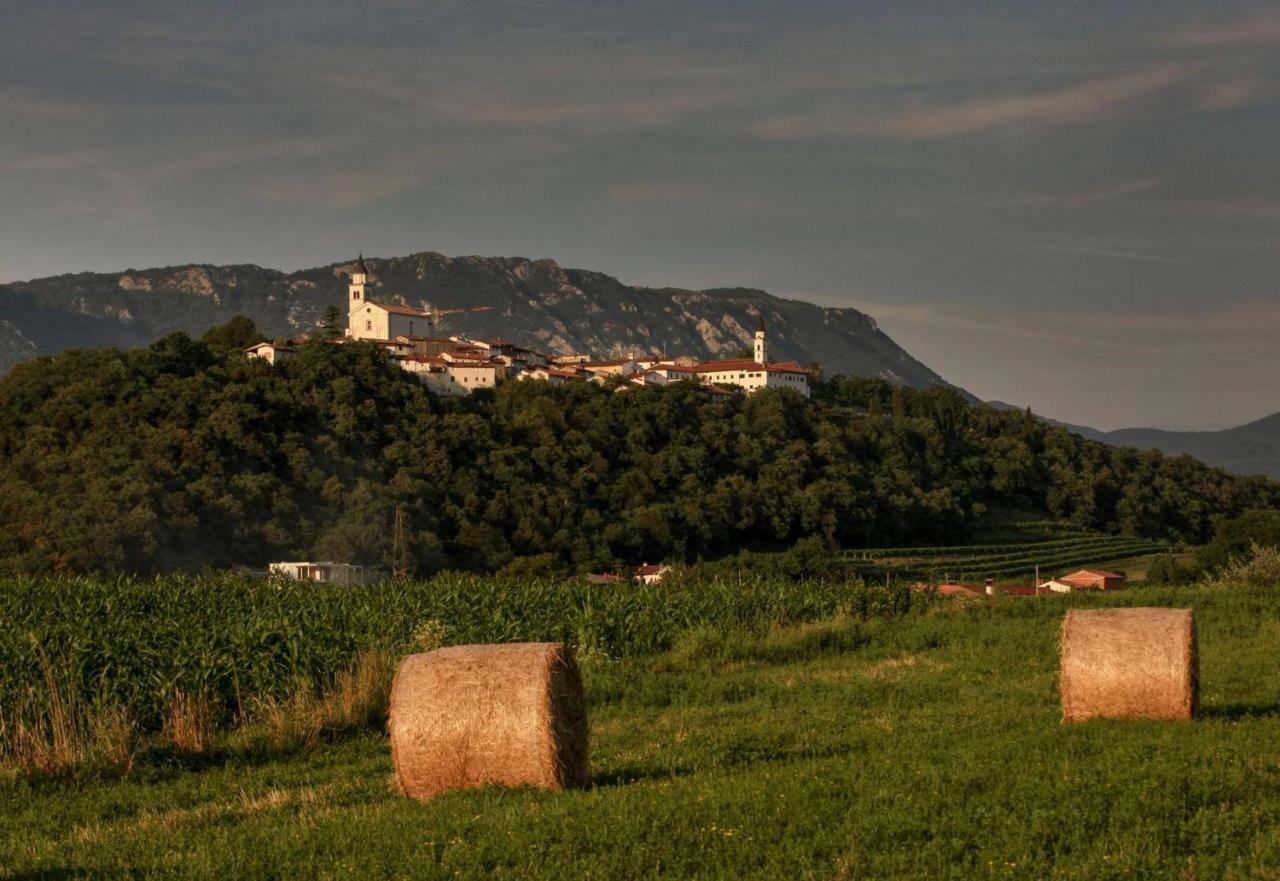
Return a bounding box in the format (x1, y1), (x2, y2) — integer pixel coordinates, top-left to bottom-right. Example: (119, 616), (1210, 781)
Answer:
(1, 0), (1278, 430)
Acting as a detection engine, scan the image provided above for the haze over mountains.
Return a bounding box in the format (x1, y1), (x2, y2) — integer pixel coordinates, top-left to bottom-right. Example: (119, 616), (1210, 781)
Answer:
(1059, 413), (1280, 481)
(2, 250), (1277, 479)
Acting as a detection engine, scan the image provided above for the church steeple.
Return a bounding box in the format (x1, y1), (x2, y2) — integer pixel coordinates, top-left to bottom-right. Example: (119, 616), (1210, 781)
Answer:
(753, 313), (767, 364)
(349, 254), (368, 310)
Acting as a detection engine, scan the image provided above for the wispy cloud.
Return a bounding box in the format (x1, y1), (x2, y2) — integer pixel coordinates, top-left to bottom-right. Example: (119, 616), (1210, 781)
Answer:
(0, 87), (103, 118)
(1018, 240), (1197, 265)
(846, 300), (1125, 350)
(1195, 78), (1267, 112)
(604, 180), (765, 214)
(1163, 12), (1280, 48)
(754, 66), (1191, 141)
(1201, 197), (1280, 217)
(149, 140), (343, 182)
(255, 166), (424, 209)
(981, 179), (1159, 210)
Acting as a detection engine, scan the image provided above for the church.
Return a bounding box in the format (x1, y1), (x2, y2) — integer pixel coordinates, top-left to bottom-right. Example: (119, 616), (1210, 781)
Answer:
(345, 255), (434, 340)
(336, 256), (807, 398)
(684, 316), (811, 398)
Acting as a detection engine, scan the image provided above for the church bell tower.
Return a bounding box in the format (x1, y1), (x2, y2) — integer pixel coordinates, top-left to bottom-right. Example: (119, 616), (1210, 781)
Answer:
(754, 313), (767, 364)
(349, 254), (369, 311)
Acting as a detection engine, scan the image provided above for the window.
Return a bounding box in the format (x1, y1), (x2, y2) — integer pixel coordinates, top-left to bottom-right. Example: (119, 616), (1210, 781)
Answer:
(353, 290), (361, 300)
(366, 320), (372, 331)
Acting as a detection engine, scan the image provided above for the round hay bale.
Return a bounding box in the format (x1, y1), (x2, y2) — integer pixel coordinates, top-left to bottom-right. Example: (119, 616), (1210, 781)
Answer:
(1060, 607), (1197, 723)
(389, 642), (588, 800)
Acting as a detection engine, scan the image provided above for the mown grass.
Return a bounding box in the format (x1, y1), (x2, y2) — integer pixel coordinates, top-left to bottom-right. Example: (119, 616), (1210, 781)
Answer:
(3, 584), (1280, 879)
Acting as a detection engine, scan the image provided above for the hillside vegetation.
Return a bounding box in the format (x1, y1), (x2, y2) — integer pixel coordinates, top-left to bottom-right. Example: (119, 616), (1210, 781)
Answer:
(4, 583), (1280, 879)
(1, 331), (1277, 575)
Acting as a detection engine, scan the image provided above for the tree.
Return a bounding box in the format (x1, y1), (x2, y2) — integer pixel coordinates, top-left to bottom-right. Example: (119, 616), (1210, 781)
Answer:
(1199, 510), (1280, 571)
(201, 315), (262, 354)
(322, 305), (343, 338)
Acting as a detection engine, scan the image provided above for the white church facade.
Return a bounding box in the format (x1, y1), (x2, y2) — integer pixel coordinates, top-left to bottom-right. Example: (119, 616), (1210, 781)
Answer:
(346, 255), (433, 341)
(685, 316), (811, 398)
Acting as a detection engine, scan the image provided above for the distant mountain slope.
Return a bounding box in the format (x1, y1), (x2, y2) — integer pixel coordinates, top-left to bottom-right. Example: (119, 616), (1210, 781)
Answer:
(1100, 413), (1280, 480)
(991, 401), (1280, 480)
(0, 252), (960, 393)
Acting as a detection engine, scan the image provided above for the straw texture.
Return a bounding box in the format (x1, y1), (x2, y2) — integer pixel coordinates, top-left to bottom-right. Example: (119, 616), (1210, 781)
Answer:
(388, 643), (589, 800)
(1060, 607), (1197, 723)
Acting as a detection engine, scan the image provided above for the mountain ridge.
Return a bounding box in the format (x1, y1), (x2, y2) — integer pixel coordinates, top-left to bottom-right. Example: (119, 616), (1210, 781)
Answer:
(990, 401), (1280, 480)
(0, 251), (962, 395)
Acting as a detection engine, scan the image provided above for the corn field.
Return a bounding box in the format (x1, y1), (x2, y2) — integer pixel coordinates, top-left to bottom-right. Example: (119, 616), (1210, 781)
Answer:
(0, 572), (911, 768)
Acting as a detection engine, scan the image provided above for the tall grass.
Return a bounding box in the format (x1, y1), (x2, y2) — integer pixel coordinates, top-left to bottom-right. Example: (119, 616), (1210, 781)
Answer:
(0, 572), (908, 775)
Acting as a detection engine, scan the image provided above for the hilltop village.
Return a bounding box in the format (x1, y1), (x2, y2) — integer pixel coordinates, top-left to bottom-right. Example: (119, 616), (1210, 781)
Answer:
(246, 256), (811, 398)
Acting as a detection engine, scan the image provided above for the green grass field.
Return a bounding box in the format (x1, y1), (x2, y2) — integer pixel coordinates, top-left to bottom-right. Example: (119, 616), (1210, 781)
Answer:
(4, 584), (1280, 880)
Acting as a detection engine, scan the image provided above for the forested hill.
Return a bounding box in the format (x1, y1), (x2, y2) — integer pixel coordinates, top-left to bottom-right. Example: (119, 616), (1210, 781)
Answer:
(0, 252), (957, 393)
(992, 402), (1280, 480)
(1, 330), (1276, 576)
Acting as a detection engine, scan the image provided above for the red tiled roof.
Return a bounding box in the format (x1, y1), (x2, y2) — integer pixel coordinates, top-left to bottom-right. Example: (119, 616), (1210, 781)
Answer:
(686, 359), (808, 375)
(369, 301), (432, 317)
(1062, 569), (1126, 580)
(936, 583), (983, 596)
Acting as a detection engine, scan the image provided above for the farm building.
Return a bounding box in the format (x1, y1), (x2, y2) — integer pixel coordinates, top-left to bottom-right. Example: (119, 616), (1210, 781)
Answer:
(635, 563), (672, 584)
(269, 562), (370, 585)
(935, 583), (983, 597)
(1058, 569), (1126, 591)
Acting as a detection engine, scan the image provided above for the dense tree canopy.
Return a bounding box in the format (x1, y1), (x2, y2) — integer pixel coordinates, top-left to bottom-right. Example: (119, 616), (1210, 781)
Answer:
(0, 330), (1276, 576)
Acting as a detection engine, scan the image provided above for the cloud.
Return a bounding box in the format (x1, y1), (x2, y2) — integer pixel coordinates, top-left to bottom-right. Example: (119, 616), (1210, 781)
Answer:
(754, 65), (1191, 141)
(1163, 12), (1280, 48)
(1202, 197), (1280, 217)
(1017, 241), (1197, 265)
(981, 179), (1159, 210)
(604, 180), (766, 214)
(1195, 78), (1266, 112)
(149, 140), (343, 182)
(0, 87), (102, 118)
(429, 90), (722, 128)
(845, 300), (1124, 350)
(254, 166), (424, 210)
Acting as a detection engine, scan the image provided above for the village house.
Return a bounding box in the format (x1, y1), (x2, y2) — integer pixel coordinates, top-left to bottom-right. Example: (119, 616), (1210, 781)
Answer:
(245, 341), (297, 365)
(581, 358), (644, 379)
(453, 337), (548, 372)
(635, 563), (672, 584)
(333, 258), (811, 401)
(516, 366), (584, 385)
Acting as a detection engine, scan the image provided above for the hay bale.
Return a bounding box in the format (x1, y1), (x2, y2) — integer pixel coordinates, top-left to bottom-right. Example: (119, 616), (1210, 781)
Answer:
(1060, 607), (1197, 723)
(388, 642), (588, 800)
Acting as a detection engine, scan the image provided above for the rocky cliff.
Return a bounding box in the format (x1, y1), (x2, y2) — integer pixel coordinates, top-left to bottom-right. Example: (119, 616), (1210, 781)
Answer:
(0, 251), (956, 391)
